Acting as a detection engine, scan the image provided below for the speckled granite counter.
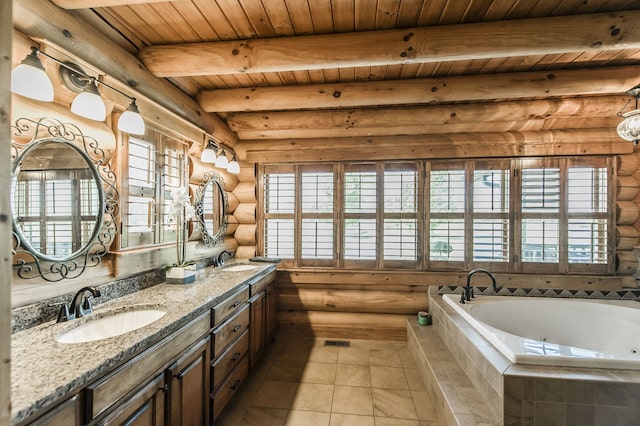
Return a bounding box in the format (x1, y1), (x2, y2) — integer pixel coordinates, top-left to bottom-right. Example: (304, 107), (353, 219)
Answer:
(11, 261), (276, 425)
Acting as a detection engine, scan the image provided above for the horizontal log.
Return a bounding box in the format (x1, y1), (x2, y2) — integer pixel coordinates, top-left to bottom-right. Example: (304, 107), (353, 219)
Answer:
(13, 0), (237, 145)
(200, 66), (639, 112)
(225, 215), (238, 236)
(233, 203), (256, 224)
(279, 288), (427, 314)
(616, 226), (640, 250)
(616, 201), (640, 225)
(616, 251), (639, 275)
(226, 96), (624, 132)
(235, 246), (256, 259)
(222, 237), (239, 252)
(226, 192), (239, 215)
(276, 269), (635, 291)
(215, 168), (240, 192)
(233, 182), (257, 203)
(143, 11), (640, 77)
(617, 176), (640, 201)
(52, 0), (168, 8)
(618, 154), (640, 176)
(278, 311), (410, 341)
(234, 224), (257, 246)
(237, 163), (256, 183)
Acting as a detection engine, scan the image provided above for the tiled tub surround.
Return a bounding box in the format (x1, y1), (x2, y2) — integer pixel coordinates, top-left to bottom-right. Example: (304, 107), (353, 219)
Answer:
(10, 261), (275, 425)
(410, 293), (640, 425)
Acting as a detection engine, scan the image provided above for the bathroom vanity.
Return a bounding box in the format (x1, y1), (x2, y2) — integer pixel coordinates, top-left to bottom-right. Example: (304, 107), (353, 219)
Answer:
(11, 262), (277, 425)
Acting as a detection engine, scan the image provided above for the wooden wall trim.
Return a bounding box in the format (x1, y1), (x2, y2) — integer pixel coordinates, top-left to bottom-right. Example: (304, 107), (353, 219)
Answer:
(1, 0), (12, 421)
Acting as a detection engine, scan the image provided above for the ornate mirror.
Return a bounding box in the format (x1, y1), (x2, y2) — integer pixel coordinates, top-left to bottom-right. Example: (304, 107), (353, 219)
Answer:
(11, 117), (118, 282)
(195, 171), (228, 247)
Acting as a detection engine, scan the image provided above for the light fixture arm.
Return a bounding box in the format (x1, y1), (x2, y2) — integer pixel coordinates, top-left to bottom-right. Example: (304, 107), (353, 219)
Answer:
(33, 46), (136, 103)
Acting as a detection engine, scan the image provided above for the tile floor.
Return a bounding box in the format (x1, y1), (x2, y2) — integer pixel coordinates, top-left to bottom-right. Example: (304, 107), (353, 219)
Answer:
(216, 333), (440, 426)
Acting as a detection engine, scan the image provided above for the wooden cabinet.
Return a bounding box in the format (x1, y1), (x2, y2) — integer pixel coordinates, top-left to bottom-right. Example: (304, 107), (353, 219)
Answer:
(101, 374), (166, 426)
(249, 281), (277, 367)
(30, 395), (82, 426)
(169, 337), (210, 426)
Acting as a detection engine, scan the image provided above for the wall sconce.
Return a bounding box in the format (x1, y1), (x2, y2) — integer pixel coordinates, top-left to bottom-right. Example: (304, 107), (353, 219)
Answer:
(11, 46), (145, 135)
(617, 85), (640, 145)
(201, 140), (239, 174)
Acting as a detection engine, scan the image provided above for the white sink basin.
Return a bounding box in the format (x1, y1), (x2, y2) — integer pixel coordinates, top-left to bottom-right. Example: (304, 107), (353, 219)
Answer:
(55, 309), (166, 344)
(223, 264), (258, 272)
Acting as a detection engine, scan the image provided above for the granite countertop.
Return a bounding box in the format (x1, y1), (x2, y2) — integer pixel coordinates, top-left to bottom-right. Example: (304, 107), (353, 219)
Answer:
(11, 261), (276, 425)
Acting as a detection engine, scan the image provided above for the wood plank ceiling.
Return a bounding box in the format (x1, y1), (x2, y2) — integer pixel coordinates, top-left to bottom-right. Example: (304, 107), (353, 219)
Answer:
(58, 0), (640, 156)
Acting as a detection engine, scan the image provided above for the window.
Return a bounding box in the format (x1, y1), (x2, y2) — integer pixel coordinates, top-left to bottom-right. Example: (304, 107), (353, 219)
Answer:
(120, 128), (187, 249)
(259, 157), (612, 274)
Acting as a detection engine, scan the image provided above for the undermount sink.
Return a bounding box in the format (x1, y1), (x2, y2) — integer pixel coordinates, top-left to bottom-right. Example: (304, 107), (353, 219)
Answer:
(55, 309), (166, 344)
(223, 264), (258, 272)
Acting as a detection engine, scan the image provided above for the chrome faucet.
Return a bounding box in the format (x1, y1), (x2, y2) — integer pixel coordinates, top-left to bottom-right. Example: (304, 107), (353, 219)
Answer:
(215, 250), (235, 267)
(57, 286), (102, 322)
(460, 269), (501, 304)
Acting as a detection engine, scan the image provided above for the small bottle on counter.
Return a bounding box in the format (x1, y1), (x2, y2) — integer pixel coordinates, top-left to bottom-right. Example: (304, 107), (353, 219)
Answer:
(417, 311), (432, 326)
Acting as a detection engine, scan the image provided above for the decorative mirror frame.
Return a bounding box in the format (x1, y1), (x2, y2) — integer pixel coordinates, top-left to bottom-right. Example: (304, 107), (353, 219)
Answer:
(194, 170), (228, 247)
(10, 117), (118, 282)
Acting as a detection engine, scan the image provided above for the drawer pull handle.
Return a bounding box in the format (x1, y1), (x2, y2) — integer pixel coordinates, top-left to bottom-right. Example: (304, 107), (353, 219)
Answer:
(232, 324), (242, 333)
(230, 301), (241, 309)
(162, 384), (169, 393)
(231, 352), (241, 361)
(230, 379), (241, 391)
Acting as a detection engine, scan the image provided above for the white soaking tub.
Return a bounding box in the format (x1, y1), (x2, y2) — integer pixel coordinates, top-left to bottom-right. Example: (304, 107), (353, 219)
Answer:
(442, 294), (640, 370)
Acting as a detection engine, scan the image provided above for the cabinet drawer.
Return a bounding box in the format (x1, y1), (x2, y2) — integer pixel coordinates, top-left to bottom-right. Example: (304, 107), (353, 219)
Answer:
(211, 329), (249, 391)
(249, 270), (276, 297)
(211, 355), (249, 421)
(87, 310), (210, 420)
(212, 304), (249, 358)
(212, 286), (249, 326)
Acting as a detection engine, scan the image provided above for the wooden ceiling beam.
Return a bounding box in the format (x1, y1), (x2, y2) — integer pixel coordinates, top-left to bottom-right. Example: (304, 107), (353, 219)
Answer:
(241, 129), (631, 163)
(51, 0), (169, 9)
(199, 66), (640, 112)
(140, 10), (640, 77)
(226, 96), (625, 132)
(13, 0), (238, 146)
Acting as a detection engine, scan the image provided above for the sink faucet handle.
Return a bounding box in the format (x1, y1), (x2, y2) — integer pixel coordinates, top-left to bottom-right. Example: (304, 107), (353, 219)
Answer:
(56, 304), (73, 322)
(81, 296), (94, 316)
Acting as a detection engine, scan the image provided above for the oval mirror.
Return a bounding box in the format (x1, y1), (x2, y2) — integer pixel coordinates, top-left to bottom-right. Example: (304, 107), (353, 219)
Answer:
(195, 171), (228, 247)
(11, 138), (104, 262)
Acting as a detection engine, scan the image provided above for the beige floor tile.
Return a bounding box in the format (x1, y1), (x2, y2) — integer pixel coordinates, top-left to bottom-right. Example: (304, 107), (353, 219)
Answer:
(336, 364), (372, 387)
(338, 346), (371, 365)
(330, 413), (375, 426)
(251, 381), (298, 409)
(266, 359), (306, 382)
(369, 348), (403, 367)
(300, 361), (337, 384)
(290, 383), (334, 412)
(332, 385), (374, 416)
(405, 368), (426, 391)
(399, 348), (418, 368)
(374, 418), (421, 426)
(371, 366), (409, 390)
(372, 388), (418, 419)
(284, 410), (331, 425)
(308, 345), (340, 363)
(236, 407), (288, 426)
(411, 391), (438, 421)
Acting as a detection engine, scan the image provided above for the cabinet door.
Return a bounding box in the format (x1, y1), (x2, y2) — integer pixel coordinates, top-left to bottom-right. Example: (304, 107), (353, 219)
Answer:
(30, 395), (81, 426)
(102, 374), (166, 426)
(249, 291), (265, 367)
(265, 283), (278, 343)
(169, 336), (210, 426)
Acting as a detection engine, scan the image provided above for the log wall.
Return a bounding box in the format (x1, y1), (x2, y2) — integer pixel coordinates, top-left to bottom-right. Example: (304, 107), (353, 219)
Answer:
(616, 154), (640, 278)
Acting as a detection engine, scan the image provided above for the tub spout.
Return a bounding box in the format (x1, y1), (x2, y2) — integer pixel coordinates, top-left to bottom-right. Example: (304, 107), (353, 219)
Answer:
(460, 269), (501, 303)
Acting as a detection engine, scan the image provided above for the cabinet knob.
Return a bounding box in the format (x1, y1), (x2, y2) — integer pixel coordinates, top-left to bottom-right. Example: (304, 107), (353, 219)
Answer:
(232, 324), (242, 333)
(232, 301), (241, 309)
(230, 379), (241, 391)
(231, 352), (241, 361)
(162, 383), (169, 393)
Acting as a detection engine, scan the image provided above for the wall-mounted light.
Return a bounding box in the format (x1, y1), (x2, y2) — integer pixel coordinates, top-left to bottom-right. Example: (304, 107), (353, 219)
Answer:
(11, 46), (145, 135)
(215, 149), (229, 169)
(201, 140), (217, 163)
(11, 47), (54, 102)
(617, 85), (640, 145)
(227, 155), (240, 174)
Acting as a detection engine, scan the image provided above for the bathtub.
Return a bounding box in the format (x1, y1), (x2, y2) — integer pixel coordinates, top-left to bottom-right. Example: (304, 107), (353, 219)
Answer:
(442, 294), (640, 370)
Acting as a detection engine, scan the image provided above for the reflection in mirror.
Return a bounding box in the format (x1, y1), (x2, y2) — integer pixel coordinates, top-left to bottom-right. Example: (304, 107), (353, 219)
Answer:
(11, 117), (118, 282)
(195, 171), (228, 247)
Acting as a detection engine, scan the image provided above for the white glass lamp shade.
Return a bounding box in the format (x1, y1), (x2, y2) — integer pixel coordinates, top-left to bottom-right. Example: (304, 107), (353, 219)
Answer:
(227, 155), (240, 174)
(118, 99), (145, 135)
(201, 145), (217, 163)
(71, 79), (106, 121)
(11, 48), (54, 102)
(617, 110), (640, 145)
(215, 149), (229, 168)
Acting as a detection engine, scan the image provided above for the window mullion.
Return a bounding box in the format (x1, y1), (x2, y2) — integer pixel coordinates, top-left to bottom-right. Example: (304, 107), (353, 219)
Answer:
(294, 165), (302, 267)
(464, 161), (473, 270)
(559, 158), (569, 273)
(335, 164), (343, 267)
(376, 163), (384, 269)
(511, 160), (522, 272)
